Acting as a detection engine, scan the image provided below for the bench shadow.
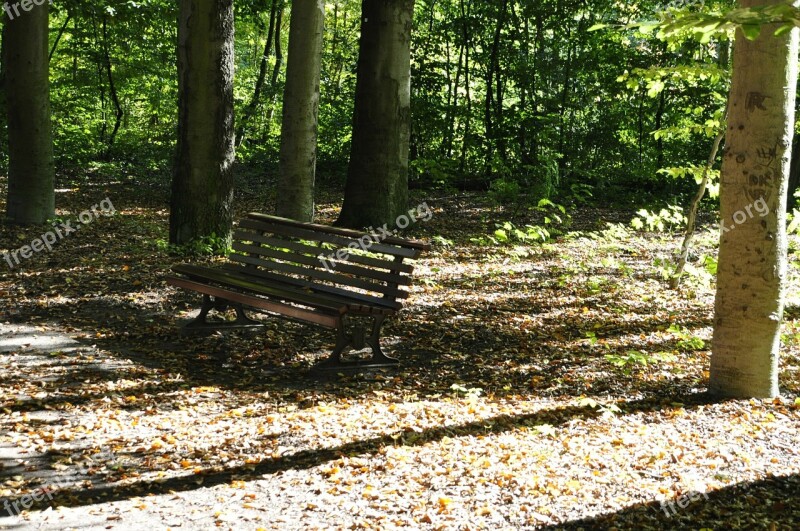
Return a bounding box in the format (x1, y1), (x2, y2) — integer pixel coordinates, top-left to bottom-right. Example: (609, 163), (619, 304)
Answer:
(1, 289), (725, 402)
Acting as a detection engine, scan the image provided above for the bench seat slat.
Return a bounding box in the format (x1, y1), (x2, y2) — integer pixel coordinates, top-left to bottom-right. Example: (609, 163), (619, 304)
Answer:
(221, 263), (403, 310)
(172, 264), (348, 314)
(166, 276), (341, 329)
(199, 265), (396, 315)
(230, 253), (408, 298)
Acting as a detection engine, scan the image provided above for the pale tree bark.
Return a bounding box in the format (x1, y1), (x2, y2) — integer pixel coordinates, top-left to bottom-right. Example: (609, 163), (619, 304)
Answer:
(276, 0), (324, 222)
(710, 1), (799, 398)
(3, 3), (55, 225)
(170, 0), (235, 246)
(337, 0), (415, 229)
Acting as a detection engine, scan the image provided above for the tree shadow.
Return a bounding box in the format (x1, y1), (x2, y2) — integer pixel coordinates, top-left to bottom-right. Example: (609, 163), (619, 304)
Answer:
(1, 392), (725, 517)
(541, 473), (800, 530)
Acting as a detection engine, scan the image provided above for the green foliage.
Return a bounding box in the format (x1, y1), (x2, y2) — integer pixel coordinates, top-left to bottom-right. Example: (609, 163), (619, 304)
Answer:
(472, 200), (569, 247)
(431, 235), (455, 248)
(658, 165), (720, 197)
(605, 350), (677, 374)
(668, 324), (706, 350)
(26, 0), (743, 208)
(488, 178), (522, 206)
(157, 233), (232, 257)
(578, 397), (622, 416)
(450, 384), (483, 403)
(590, 2), (800, 43)
(630, 206), (687, 233)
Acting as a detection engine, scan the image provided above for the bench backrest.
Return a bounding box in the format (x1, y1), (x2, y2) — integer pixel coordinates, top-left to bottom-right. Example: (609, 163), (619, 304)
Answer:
(224, 213), (430, 310)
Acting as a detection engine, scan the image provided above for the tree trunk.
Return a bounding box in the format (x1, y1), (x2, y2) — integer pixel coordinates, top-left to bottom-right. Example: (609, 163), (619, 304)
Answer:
(235, 0), (278, 147)
(265, 1), (285, 127)
(787, 134), (800, 211)
(102, 15), (123, 160)
(337, 0), (415, 229)
(3, 2), (55, 225)
(276, 0), (324, 222)
(170, 0), (236, 246)
(710, 1), (799, 398)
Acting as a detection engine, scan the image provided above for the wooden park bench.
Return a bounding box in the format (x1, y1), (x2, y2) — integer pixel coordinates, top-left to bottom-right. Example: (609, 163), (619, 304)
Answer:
(166, 213), (430, 370)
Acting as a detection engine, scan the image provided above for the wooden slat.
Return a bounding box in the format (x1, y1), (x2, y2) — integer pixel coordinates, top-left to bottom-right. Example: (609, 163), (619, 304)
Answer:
(233, 228), (415, 274)
(172, 265), (348, 314)
(220, 263), (405, 309)
(246, 213), (431, 252)
(166, 276), (340, 329)
(239, 218), (421, 259)
(180, 264), (394, 315)
(232, 241), (412, 286)
(229, 253), (407, 298)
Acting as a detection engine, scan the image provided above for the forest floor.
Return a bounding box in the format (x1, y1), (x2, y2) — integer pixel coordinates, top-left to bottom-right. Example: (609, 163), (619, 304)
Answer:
(0, 173), (799, 530)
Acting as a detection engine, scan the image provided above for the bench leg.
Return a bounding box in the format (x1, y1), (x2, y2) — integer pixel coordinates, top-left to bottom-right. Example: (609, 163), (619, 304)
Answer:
(314, 314), (399, 370)
(183, 295), (263, 332)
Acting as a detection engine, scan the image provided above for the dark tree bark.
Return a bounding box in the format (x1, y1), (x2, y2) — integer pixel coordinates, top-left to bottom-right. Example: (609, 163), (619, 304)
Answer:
(102, 15), (123, 159)
(3, 2), (55, 225)
(337, 0), (415, 229)
(276, 0), (324, 222)
(236, 0), (278, 147)
(265, 1), (285, 126)
(169, 0), (236, 246)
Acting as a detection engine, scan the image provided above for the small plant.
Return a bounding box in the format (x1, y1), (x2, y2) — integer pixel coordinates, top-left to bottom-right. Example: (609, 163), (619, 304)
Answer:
(605, 350), (676, 374)
(678, 254), (716, 288)
(630, 205), (686, 233)
(472, 199), (569, 247)
(450, 384), (483, 403)
(578, 397), (622, 416)
(668, 324), (706, 351)
(653, 255), (678, 281)
(431, 235), (454, 248)
(488, 178), (522, 206)
(158, 233), (232, 257)
(566, 183), (594, 205)
(584, 330), (599, 346)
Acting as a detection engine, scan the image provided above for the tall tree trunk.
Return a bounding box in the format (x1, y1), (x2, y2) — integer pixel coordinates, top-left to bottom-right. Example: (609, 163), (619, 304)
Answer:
(787, 134), (800, 211)
(710, 1), (799, 398)
(337, 0), (415, 229)
(480, 0), (508, 176)
(3, 2), (55, 225)
(458, 0), (472, 175)
(236, 0), (278, 147)
(102, 15), (123, 160)
(265, 1), (285, 127)
(276, 0), (324, 222)
(170, 0), (235, 246)
(49, 13), (72, 62)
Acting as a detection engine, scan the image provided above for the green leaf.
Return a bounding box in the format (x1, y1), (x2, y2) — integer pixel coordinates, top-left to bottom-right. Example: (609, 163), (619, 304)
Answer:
(579, 397), (599, 408)
(741, 24), (761, 40)
(588, 23), (608, 31)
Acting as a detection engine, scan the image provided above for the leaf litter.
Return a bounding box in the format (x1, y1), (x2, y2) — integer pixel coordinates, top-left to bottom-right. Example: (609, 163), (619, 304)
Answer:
(0, 184), (799, 530)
